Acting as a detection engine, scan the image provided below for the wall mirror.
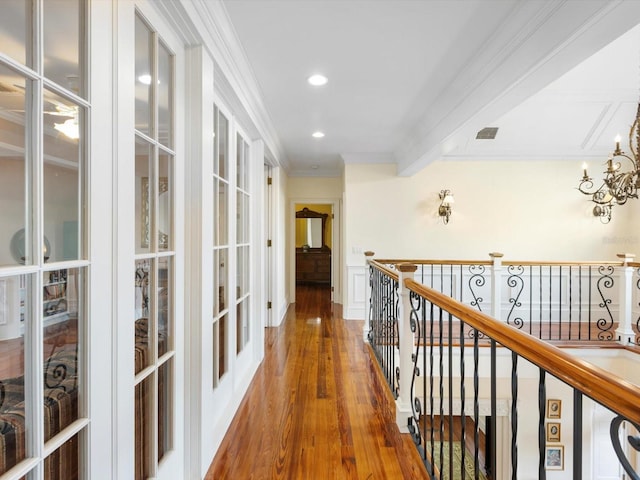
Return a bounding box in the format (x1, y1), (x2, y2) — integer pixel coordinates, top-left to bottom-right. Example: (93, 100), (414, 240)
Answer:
(295, 208), (328, 250)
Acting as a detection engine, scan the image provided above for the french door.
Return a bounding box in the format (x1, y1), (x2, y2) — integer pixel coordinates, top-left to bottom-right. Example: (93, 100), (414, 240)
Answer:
(0, 1), (90, 479)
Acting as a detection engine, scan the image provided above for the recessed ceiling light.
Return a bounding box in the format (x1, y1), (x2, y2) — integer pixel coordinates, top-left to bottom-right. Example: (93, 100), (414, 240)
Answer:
(311, 165), (319, 170)
(312, 131), (325, 138)
(308, 74), (328, 86)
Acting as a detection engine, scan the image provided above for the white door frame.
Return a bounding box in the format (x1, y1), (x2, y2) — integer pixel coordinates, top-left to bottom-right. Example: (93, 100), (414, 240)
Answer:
(289, 198), (341, 305)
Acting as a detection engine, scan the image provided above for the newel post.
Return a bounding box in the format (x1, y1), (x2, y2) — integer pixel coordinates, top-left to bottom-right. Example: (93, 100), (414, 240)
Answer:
(489, 252), (504, 321)
(396, 263), (417, 433)
(616, 253), (636, 344)
(363, 251), (375, 341)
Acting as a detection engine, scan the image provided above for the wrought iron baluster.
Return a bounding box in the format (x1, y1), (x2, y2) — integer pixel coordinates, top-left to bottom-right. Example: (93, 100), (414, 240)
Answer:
(448, 311), (454, 480)
(468, 265), (485, 312)
(511, 352), (518, 480)
(538, 369), (546, 480)
(596, 265), (615, 340)
(507, 265), (524, 329)
(573, 391), (583, 479)
(460, 314), (466, 480)
(438, 307), (444, 478)
(474, 327), (480, 480)
(429, 301), (435, 475)
(610, 414), (640, 480)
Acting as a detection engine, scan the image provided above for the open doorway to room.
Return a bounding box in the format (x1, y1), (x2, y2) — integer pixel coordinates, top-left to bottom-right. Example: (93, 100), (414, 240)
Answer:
(294, 203), (333, 304)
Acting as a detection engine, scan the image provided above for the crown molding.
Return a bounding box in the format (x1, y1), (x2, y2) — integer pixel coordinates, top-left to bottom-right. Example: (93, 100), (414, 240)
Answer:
(179, 0), (289, 171)
(341, 153), (395, 164)
(395, 0), (640, 177)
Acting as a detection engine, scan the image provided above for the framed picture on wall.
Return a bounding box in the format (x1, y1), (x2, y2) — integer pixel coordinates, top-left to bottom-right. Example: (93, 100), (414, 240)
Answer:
(545, 445), (564, 470)
(547, 399), (561, 419)
(546, 422), (561, 442)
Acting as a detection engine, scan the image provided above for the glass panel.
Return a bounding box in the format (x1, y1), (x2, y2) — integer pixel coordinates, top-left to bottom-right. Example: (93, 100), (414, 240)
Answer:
(236, 134), (243, 189)
(135, 376), (152, 480)
(218, 110), (228, 180)
(236, 301), (242, 354)
(218, 314), (227, 379)
(135, 14), (152, 136)
(43, 267), (83, 442)
(158, 152), (172, 252)
(0, 68), (28, 267)
(236, 194), (244, 244)
(212, 250), (218, 314)
(242, 141), (249, 192)
(0, 1), (28, 66)
(43, 89), (84, 263)
(135, 137), (152, 255)
(157, 257), (171, 357)
(157, 41), (172, 149)
(43, 431), (82, 480)
(236, 247), (243, 300)
(135, 259), (152, 375)
(157, 360), (172, 462)
(216, 181), (228, 247)
(0, 274), (29, 475)
(43, 0), (82, 95)
(218, 248), (227, 314)
(243, 298), (249, 347)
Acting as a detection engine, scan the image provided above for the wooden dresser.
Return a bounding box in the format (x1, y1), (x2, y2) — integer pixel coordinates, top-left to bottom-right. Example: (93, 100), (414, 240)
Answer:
(296, 248), (331, 284)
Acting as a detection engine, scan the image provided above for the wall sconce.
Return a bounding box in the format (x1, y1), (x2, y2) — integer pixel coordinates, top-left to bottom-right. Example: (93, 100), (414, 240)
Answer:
(438, 189), (454, 224)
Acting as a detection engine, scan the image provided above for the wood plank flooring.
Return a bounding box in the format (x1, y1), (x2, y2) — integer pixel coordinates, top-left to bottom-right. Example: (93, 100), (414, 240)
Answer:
(205, 285), (428, 479)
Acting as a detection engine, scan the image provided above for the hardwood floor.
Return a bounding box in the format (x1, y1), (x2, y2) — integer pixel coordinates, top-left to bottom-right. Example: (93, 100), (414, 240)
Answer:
(205, 285), (428, 479)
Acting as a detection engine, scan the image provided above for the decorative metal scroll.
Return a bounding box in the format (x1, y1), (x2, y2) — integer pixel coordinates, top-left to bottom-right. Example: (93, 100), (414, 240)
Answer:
(468, 265), (486, 312)
(610, 415), (640, 480)
(506, 265), (525, 329)
(596, 265), (615, 340)
(44, 324), (76, 393)
(407, 291), (424, 453)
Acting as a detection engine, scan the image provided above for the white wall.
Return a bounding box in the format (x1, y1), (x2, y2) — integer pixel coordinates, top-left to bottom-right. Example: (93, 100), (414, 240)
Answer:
(343, 160), (635, 318)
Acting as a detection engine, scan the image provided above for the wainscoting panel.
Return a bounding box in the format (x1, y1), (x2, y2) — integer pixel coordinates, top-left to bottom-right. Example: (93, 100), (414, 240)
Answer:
(344, 265), (366, 320)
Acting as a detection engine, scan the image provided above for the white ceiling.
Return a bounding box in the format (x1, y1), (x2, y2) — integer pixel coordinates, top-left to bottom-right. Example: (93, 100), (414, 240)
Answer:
(222, 0), (640, 177)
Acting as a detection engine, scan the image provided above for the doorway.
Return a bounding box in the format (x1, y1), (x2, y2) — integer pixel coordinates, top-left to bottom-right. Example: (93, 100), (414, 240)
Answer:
(294, 203), (333, 304)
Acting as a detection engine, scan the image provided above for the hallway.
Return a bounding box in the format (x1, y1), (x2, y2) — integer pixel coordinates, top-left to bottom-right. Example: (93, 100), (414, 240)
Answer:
(206, 285), (428, 479)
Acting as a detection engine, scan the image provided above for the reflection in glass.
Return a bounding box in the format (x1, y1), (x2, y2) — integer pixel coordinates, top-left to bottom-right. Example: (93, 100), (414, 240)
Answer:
(158, 152), (173, 251)
(158, 41), (173, 149)
(217, 248), (227, 314)
(0, 274), (29, 475)
(214, 107), (228, 180)
(135, 138), (152, 254)
(43, 0), (82, 95)
(214, 314), (227, 384)
(0, 68), (27, 267)
(135, 14), (152, 136)
(236, 134), (244, 190)
(216, 181), (228, 246)
(157, 360), (172, 462)
(0, 0), (27, 66)
(158, 257), (171, 358)
(44, 431), (81, 480)
(43, 89), (84, 263)
(42, 268), (83, 443)
(135, 259), (152, 375)
(135, 376), (152, 480)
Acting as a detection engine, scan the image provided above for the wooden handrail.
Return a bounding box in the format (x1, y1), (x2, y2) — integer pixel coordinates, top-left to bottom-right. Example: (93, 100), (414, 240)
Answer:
(374, 259), (492, 266)
(369, 259), (400, 281)
(373, 258), (623, 267)
(405, 278), (640, 425)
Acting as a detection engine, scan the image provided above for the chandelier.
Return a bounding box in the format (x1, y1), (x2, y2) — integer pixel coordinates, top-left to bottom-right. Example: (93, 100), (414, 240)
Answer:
(578, 104), (640, 223)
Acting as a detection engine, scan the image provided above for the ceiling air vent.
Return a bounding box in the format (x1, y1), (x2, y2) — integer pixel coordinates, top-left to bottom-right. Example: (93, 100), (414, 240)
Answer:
(476, 127), (498, 140)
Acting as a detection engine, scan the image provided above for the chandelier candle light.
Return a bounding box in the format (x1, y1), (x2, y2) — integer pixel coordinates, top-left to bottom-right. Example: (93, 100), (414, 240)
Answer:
(578, 105), (640, 223)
